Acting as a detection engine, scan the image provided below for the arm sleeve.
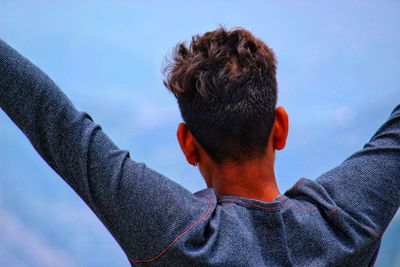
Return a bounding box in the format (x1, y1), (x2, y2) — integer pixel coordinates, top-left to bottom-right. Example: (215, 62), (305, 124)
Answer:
(0, 39), (212, 262)
(316, 104), (400, 234)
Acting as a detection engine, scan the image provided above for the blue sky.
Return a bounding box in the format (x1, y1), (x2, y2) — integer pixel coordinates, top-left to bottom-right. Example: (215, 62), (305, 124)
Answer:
(0, 1), (399, 266)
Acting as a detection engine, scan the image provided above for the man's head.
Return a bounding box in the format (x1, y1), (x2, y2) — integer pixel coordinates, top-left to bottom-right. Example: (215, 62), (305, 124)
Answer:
(164, 27), (283, 165)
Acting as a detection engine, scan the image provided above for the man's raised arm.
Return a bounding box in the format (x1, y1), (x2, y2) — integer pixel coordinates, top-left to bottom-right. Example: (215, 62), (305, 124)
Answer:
(316, 104), (400, 236)
(0, 39), (213, 263)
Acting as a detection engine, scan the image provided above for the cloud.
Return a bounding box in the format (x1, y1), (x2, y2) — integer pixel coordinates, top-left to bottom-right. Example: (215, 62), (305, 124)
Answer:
(0, 207), (78, 267)
(75, 86), (180, 130)
(133, 101), (179, 130)
(332, 106), (355, 127)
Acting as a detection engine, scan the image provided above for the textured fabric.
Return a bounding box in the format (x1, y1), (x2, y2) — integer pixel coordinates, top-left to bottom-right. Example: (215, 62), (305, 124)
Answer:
(1, 39), (399, 266)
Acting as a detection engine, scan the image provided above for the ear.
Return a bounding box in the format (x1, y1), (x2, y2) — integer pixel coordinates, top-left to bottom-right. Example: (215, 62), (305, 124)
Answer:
(272, 106), (289, 150)
(177, 123), (200, 165)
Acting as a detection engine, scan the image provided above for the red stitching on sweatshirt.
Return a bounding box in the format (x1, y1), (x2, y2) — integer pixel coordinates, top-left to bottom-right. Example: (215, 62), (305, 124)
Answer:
(327, 207), (338, 217)
(322, 207), (381, 240)
(292, 178), (305, 190)
(219, 198), (281, 211)
(129, 193), (213, 264)
(278, 196), (289, 203)
(220, 195), (318, 213)
(362, 225), (382, 239)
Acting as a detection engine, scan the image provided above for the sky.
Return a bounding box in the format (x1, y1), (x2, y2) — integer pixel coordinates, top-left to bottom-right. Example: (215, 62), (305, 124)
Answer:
(0, 1), (399, 266)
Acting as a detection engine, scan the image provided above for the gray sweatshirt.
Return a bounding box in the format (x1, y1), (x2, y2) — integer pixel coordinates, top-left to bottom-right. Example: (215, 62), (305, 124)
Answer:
(1, 39), (399, 266)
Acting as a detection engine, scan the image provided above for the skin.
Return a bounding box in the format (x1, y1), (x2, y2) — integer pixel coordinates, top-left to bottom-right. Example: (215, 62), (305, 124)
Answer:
(177, 106), (289, 202)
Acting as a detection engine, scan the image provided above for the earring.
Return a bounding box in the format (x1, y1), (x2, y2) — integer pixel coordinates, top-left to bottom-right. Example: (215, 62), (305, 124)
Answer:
(193, 161), (198, 167)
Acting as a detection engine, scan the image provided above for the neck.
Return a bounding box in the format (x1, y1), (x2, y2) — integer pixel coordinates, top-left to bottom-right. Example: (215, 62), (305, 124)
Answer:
(201, 152), (280, 202)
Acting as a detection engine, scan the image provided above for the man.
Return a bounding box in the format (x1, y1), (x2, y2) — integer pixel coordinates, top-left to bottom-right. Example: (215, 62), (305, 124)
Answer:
(0, 27), (398, 266)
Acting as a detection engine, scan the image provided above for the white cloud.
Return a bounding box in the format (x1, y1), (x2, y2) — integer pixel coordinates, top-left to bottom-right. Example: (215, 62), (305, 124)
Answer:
(0, 207), (78, 267)
(332, 106), (355, 127)
(76, 86), (180, 131)
(133, 101), (179, 129)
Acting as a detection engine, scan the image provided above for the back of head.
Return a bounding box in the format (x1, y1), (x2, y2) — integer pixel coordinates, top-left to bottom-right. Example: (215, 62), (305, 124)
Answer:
(164, 27), (277, 164)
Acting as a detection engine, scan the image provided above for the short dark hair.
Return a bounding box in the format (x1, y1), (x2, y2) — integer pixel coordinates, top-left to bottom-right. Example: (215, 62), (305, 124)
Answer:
(164, 27), (277, 163)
